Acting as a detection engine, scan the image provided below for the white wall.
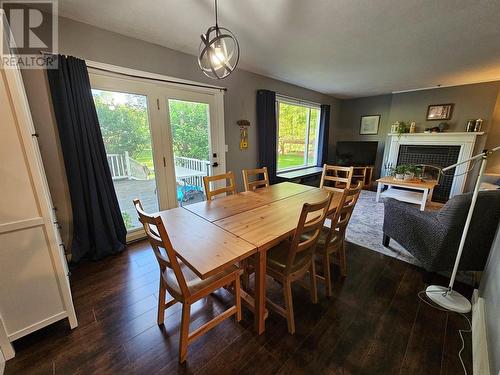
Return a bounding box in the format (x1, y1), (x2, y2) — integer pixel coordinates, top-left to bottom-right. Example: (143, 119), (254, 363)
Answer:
(480, 223), (500, 374)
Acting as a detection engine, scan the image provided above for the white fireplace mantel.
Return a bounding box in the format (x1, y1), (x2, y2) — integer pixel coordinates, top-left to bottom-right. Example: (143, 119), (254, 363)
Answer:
(383, 132), (485, 198)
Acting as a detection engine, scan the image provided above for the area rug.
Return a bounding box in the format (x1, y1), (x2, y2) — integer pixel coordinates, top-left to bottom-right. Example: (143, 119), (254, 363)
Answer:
(345, 190), (420, 265)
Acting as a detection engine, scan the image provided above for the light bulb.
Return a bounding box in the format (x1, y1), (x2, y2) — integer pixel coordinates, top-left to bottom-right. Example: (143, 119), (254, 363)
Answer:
(210, 44), (227, 69)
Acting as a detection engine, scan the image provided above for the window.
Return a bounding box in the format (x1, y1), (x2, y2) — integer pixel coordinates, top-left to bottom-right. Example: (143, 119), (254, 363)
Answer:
(276, 98), (321, 171)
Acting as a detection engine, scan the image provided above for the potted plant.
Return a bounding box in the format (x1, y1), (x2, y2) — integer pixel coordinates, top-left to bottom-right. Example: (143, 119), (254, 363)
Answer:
(391, 165), (407, 180)
(396, 121), (410, 138)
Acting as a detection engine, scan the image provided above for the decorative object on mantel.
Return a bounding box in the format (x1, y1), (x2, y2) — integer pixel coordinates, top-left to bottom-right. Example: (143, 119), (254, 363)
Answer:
(438, 122), (447, 132)
(236, 119), (249, 149)
(409, 121), (416, 133)
(466, 118), (484, 132)
(426, 103), (454, 121)
(424, 126), (441, 133)
(359, 114), (380, 135)
(393, 121), (410, 138)
(198, 0), (240, 79)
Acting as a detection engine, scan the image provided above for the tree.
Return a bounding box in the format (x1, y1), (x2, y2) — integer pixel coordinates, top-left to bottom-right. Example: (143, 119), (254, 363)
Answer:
(169, 100), (210, 161)
(92, 91), (151, 159)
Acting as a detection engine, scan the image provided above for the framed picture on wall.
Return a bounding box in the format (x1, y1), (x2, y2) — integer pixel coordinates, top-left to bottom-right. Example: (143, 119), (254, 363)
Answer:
(360, 115), (380, 135)
(426, 103), (454, 120)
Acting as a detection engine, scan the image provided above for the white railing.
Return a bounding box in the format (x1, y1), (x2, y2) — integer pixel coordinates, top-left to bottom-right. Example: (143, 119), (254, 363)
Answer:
(174, 156), (210, 189)
(107, 151), (149, 180)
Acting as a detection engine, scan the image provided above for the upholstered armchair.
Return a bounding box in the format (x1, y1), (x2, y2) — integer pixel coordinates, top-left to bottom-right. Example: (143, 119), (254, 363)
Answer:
(383, 190), (500, 272)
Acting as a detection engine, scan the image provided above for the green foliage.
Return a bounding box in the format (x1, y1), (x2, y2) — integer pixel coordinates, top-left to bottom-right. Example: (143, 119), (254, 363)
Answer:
(390, 164), (423, 176)
(93, 90), (151, 159)
(169, 100), (210, 161)
(121, 211), (133, 230)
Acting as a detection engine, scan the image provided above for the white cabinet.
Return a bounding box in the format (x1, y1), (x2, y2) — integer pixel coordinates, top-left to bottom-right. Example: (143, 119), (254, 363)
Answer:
(0, 33), (77, 360)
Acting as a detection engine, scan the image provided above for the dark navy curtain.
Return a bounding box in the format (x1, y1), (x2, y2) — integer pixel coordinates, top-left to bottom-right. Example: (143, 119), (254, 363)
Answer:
(47, 55), (126, 262)
(317, 104), (331, 167)
(257, 90), (277, 184)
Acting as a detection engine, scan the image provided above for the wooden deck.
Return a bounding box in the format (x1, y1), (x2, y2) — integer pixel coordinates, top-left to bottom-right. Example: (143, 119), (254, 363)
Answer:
(4, 241), (472, 374)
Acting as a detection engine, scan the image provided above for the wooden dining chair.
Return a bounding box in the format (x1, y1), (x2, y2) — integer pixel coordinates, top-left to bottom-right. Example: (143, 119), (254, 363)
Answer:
(265, 193), (332, 334)
(242, 167), (269, 192)
(320, 164), (354, 193)
(133, 199), (242, 363)
(203, 171), (236, 201)
(314, 181), (362, 296)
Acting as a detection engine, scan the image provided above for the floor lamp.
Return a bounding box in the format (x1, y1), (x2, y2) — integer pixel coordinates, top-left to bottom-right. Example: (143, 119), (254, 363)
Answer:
(425, 145), (500, 313)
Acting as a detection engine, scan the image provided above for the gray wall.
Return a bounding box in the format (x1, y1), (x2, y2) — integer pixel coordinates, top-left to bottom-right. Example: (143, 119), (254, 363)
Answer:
(336, 82), (500, 179)
(20, 16), (340, 250)
(480, 224), (500, 375)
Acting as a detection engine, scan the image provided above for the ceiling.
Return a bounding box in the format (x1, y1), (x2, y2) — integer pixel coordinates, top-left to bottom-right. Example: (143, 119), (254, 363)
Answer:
(57, 0), (500, 98)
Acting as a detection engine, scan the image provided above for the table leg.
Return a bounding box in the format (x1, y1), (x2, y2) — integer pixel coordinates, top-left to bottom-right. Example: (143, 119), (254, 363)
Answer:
(428, 188), (434, 202)
(376, 182), (383, 202)
(420, 189), (429, 211)
(254, 249), (267, 334)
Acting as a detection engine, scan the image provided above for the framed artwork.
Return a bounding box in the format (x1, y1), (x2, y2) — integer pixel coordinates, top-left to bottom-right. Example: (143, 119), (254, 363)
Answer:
(359, 115), (380, 135)
(426, 103), (454, 121)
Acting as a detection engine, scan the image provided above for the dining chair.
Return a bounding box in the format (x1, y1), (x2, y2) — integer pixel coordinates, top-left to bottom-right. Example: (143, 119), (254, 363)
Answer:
(242, 167), (269, 192)
(203, 171), (236, 201)
(320, 164), (354, 193)
(265, 193), (332, 334)
(133, 199), (242, 363)
(314, 181), (362, 296)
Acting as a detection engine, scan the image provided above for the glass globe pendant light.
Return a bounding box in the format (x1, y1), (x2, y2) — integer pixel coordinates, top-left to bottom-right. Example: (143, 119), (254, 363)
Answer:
(198, 0), (240, 79)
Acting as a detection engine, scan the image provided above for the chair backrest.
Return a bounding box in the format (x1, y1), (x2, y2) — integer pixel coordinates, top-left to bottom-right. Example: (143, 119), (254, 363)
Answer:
(323, 181), (363, 246)
(320, 164), (354, 193)
(242, 167), (270, 192)
(133, 199), (190, 297)
(203, 171), (236, 201)
(284, 193), (333, 274)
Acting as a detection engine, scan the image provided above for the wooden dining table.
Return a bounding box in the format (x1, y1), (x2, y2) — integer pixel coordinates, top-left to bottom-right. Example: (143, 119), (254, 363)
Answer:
(158, 182), (342, 334)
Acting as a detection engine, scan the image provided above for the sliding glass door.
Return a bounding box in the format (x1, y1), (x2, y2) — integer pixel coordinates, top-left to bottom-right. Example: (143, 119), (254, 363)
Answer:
(89, 72), (225, 240)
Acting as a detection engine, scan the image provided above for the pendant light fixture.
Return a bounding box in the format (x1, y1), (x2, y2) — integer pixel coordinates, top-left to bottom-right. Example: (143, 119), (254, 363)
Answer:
(198, 0), (240, 79)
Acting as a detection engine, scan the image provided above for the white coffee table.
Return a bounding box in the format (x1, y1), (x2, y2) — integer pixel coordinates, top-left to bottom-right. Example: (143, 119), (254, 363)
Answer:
(376, 176), (438, 211)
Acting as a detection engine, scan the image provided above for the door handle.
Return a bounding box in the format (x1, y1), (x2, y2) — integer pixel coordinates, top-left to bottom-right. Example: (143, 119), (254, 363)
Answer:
(212, 162), (219, 167)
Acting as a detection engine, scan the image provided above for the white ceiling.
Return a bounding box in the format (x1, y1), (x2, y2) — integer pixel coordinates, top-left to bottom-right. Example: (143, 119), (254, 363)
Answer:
(58, 0), (500, 98)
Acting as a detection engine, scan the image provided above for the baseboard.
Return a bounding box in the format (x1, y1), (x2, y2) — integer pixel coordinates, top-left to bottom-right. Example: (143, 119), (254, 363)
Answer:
(472, 289), (490, 375)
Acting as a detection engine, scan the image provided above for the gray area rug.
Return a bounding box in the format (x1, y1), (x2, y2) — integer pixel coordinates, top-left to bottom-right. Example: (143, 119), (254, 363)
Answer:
(345, 190), (420, 265)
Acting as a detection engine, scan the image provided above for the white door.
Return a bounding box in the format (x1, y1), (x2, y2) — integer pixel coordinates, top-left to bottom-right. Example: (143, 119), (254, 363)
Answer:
(89, 71), (225, 240)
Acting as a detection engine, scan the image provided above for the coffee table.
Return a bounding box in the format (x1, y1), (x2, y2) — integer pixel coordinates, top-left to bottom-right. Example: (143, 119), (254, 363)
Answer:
(376, 176), (438, 211)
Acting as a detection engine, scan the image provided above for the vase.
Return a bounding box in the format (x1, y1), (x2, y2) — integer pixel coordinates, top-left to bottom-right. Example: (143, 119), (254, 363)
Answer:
(404, 172), (415, 181)
(395, 173), (404, 180)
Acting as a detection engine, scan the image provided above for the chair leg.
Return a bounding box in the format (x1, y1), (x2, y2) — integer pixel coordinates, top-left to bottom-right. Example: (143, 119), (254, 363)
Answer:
(323, 253), (333, 297)
(179, 303), (191, 363)
(383, 233), (390, 247)
(340, 241), (347, 278)
(234, 274), (242, 322)
(309, 262), (318, 304)
(283, 280), (295, 334)
(157, 279), (166, 325)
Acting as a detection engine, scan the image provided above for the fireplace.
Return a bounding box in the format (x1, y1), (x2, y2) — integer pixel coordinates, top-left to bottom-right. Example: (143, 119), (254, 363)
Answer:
(383, 132), (484, 201)
(397, 145), (460, 202)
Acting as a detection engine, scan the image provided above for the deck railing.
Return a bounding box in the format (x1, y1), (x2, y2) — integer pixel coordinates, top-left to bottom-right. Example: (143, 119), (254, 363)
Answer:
(106, 153), (210, 187)
(174, 156), (210, 189)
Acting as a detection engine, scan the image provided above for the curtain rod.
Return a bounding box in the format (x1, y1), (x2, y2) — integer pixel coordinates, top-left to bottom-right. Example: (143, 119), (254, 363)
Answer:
(39, 51), (227, 92)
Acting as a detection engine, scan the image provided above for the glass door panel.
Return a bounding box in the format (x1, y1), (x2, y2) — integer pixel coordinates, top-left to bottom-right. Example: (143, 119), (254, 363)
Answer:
(92, 89), (159, 231)
(167, 99), (211, 206)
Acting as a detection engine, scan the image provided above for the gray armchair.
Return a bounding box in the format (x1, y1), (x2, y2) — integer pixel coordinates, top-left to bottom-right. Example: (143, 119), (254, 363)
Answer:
(383, 190), (500, 272)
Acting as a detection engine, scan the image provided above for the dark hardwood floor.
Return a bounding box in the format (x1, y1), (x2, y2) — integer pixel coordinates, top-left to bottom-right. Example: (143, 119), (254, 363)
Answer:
(5, 241), (472, 374)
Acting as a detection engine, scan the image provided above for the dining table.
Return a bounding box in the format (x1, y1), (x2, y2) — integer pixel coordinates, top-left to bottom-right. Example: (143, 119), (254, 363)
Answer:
(158, 182), (342, 334)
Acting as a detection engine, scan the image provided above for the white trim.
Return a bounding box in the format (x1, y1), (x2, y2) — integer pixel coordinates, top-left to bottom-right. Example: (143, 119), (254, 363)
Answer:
(384, 132), (485, 198)
(86, 60), (225, 93)
(0, 316), (14, 361)
(7, 312), (69, 341)
(472, 290), (491, 375)
(276, 94), (321, 109)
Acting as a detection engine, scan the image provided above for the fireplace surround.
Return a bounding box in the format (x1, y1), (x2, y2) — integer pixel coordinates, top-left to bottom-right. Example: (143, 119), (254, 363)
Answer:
(383, 132), (484, 201)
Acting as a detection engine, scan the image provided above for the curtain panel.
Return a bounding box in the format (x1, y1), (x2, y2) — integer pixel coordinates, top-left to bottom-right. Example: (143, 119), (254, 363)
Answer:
(317, 104), (331, 167)
(47, 55), (126, 262)
(256, 89), (277, 184)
